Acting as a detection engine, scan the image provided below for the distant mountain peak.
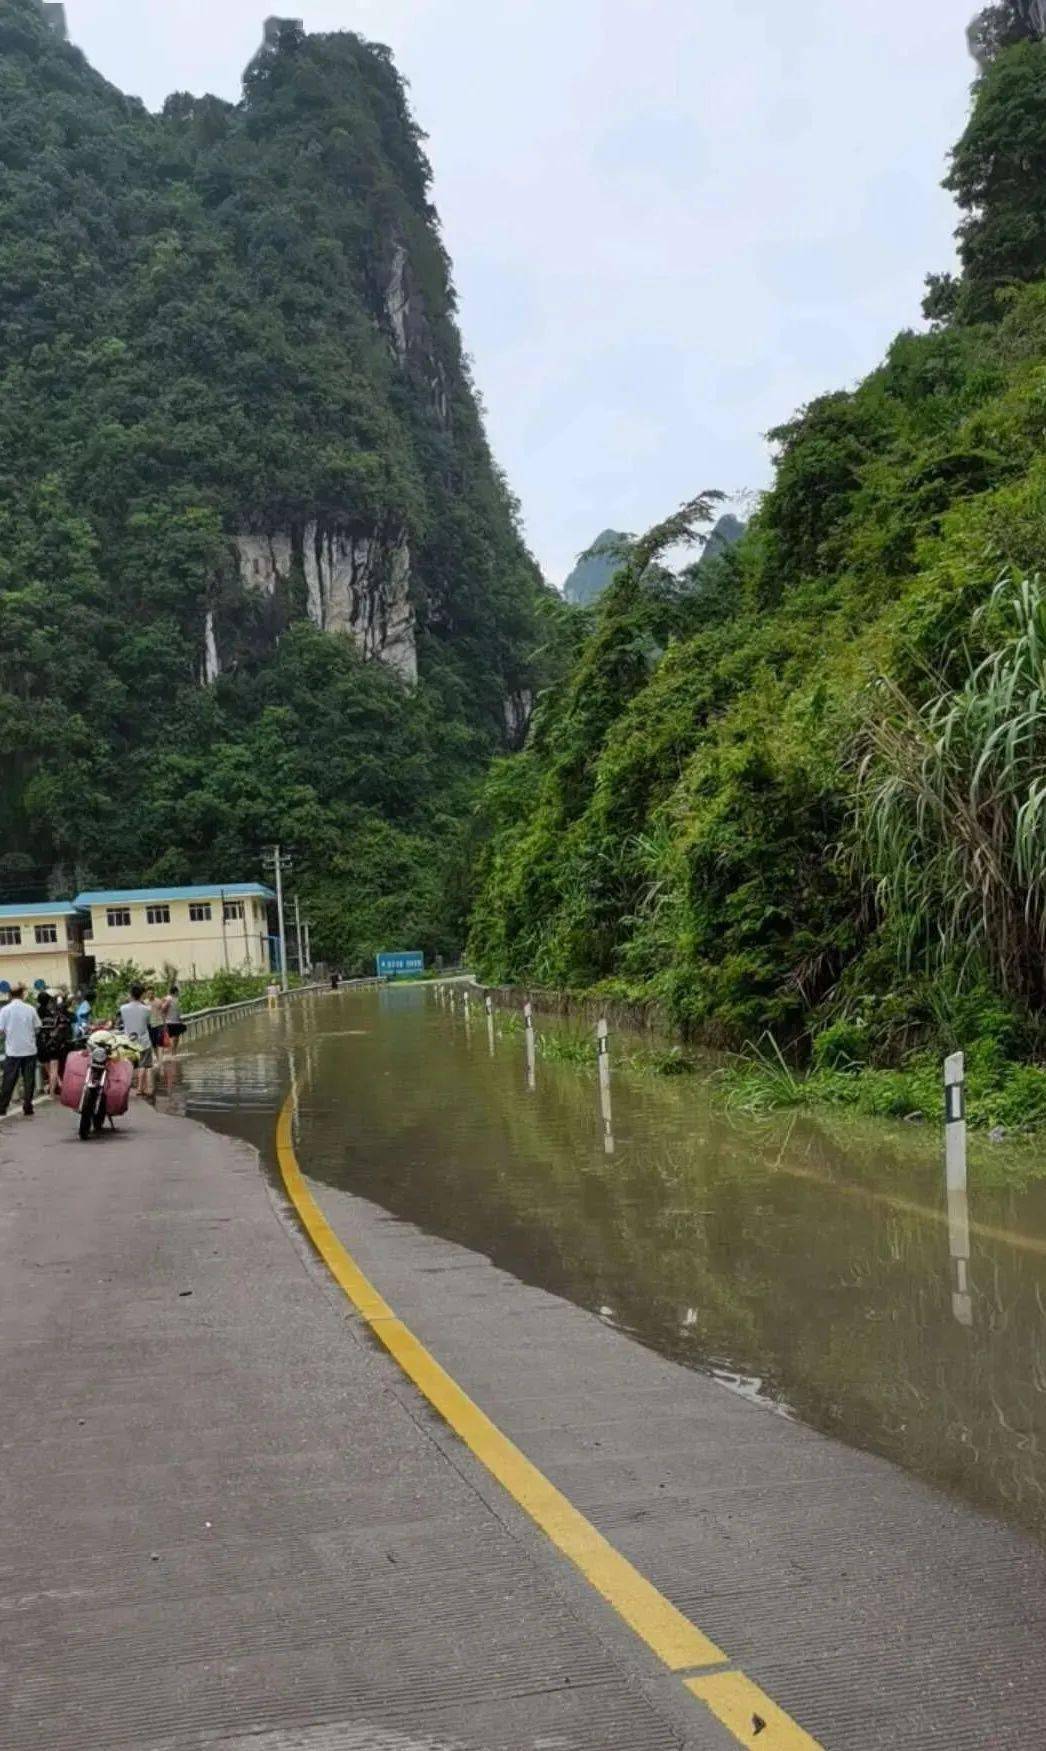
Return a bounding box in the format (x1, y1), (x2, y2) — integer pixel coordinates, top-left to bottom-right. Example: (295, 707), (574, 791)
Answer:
(562, 531), (630, 606)
(562, 515), (746, 607)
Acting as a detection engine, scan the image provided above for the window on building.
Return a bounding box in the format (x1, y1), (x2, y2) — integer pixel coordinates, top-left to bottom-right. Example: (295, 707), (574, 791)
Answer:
(189, 902), (212, 923)
(224, 901), (245, 921)
(34, 924), (58, 945)
(146, 905), (171, 926)
(0, 926), (22, 947)
(81, 917), (93, 940)
(106, 908), (131, 928)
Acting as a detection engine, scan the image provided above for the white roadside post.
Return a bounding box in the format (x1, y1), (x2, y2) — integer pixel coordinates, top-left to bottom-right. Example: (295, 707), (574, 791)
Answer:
(524, 1000), (536, 1091)
(463, 987), (472, 1034)
(272, 847), (290, 995)
(597, 1018), (615, 1155)
(944, 1051), (967, 1190)
(944, 1050), (973, 1326)
(485, 994), (495, 1056)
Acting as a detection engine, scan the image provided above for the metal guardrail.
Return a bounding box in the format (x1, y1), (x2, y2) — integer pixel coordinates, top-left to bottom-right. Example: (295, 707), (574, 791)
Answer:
(183, 978), (382, 1036)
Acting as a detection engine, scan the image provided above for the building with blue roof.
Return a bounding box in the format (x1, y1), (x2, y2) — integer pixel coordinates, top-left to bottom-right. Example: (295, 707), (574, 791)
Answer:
(73, 884), (277, 980)
(0, 883), (278, 992)
(0, 902), (90, 993)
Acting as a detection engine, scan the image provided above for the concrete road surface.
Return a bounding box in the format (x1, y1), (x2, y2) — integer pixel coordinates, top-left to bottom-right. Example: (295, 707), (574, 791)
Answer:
(0, 1103), (737, 1751)
(4, 1097), (1046, 1750)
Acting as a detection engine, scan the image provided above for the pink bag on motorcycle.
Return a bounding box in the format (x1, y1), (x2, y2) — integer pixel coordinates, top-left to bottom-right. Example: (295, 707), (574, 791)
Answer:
(61, 1052), (134, 1117)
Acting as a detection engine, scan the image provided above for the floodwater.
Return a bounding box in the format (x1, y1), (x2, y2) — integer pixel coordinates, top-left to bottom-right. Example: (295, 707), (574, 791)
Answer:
(171, 983), (1046, 1544)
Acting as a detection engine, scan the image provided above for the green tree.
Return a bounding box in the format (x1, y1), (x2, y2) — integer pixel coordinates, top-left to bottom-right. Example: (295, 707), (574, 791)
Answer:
(946, 36), (1046, 318)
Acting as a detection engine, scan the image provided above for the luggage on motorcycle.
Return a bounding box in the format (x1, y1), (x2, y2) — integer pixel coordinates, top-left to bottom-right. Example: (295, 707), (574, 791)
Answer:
(61, 1051), (134, 1118)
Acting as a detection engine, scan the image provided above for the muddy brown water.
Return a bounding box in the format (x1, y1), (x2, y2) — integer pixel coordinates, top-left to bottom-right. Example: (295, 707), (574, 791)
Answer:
(170, 983), (1046, 1544)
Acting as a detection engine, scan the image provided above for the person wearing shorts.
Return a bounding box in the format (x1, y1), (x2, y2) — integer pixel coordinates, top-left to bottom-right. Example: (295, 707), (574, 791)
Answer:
(164, 985), (186, 1054)
(145, 987), (167, 1054)
(119, 984), (154, 1095)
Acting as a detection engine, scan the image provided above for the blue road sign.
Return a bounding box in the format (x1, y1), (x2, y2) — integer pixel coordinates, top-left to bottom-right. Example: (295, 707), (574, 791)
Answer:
(376, 950), (425, 979)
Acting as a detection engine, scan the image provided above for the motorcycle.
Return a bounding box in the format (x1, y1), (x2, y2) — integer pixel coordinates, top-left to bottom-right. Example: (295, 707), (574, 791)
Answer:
(61, 1030), (137, 1141)
(80, 1036), (114, 1139)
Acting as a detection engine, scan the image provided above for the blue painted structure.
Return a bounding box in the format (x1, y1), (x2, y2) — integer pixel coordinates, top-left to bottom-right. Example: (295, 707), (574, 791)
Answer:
(376, 950), (425, 979)
(74, 883), (275, 907)
(0, 903), (83, 919)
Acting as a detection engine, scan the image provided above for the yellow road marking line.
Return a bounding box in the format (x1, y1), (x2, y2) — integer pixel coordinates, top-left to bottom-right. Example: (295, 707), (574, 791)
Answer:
(687, 1672), (823, 1749)
(276, 1091), (825, 1746)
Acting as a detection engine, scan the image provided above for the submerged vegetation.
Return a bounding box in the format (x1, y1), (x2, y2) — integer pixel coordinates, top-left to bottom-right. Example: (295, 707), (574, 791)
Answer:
(719, 1032), (1046, 1135)
(469, 10), (1046, 1127)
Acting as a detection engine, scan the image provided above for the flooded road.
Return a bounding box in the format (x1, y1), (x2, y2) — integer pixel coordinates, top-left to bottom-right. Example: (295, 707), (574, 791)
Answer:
(173, 983), (1046, 1545)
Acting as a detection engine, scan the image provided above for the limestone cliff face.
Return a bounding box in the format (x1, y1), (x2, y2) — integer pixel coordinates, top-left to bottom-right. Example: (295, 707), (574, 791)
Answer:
(93, 14), (543, 722)
(503, 689), (534, 748)
(229, 523), (417, 684)
(968, 0), (1046, 66)
(382, 234), (450, 428)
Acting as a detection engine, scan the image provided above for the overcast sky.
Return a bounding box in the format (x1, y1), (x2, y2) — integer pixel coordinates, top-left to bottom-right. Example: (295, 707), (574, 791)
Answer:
(65, 0), (975, 582)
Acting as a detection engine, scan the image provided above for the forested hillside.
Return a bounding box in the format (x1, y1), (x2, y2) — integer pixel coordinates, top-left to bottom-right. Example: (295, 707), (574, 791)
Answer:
(0, 1), (551, 964)
(470, 2), (1046, 1078)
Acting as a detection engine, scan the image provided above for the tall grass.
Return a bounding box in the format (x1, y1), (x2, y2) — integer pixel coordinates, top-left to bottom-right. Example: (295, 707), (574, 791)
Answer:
(855, 571), (1046, 1003)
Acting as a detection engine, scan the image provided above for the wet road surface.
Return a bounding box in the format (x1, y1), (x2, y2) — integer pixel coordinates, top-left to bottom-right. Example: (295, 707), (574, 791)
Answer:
(176, 983), (1046, 1549)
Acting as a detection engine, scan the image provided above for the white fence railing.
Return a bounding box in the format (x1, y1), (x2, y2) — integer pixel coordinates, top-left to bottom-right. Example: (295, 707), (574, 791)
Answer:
(183, 978), (385, 1037)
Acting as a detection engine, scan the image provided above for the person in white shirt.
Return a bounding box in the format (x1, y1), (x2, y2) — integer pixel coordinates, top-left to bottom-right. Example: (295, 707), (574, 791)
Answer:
(0, 984), (43, 1117)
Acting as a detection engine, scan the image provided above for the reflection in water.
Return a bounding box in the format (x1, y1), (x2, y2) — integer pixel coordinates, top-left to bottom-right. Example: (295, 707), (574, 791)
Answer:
(948, 1179), (973, 1328)
(172, 987), (1046, 1545)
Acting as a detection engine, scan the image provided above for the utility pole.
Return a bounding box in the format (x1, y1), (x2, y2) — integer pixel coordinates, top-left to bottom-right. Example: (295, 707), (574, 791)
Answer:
(262, 846), (290, 994)
(219, 887), (230, 970)
(303, 919), (312, 974)
(293, 893), (303, 979)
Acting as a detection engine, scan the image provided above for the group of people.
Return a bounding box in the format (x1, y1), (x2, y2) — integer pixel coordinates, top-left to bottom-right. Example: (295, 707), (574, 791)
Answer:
(0, 980), (186, 1118)
(117, 983), (186, 1095)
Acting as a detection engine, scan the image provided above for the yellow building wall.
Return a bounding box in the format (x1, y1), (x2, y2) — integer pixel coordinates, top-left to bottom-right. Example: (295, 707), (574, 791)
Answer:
(86, 898), (270, 981)
(0, 912), (82, 993)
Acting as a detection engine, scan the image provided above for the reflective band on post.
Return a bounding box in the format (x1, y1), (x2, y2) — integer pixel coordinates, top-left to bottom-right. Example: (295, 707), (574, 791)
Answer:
(944, 1050), (966, 1125)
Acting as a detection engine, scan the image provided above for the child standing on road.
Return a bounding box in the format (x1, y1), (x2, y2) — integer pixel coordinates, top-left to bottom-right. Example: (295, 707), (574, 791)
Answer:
(37, 991), (72, 1096)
